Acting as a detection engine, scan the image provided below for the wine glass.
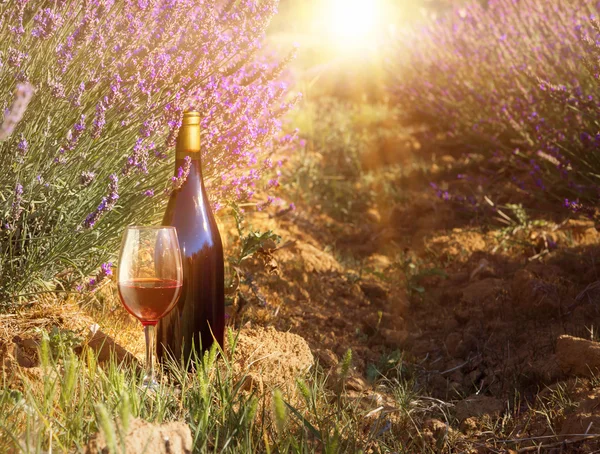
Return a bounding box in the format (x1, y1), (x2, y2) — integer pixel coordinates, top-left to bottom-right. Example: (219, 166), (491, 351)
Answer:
(117, 226), (183, 388)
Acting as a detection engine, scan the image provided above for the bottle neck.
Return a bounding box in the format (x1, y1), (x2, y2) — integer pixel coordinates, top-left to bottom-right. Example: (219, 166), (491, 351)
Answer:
(174, 153), (204, 180)
(174, 121), (203, 176)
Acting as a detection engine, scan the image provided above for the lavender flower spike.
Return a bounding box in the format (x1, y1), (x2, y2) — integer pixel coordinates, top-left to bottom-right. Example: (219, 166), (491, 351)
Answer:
(0, 83), (34, 141)
(83, 174), (119, 229)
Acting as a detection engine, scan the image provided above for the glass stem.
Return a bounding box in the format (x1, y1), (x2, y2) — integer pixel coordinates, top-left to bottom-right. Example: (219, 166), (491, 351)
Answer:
(144, 324), (156, 386)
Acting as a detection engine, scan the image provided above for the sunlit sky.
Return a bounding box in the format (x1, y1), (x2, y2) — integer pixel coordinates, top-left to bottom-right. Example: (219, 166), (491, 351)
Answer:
(271, 0), (406, 55)
(327, 0), (384, 50)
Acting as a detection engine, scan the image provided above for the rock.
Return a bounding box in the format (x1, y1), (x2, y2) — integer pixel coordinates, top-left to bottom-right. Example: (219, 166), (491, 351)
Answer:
(85, 418), (192, 454)
(230, 327), (313, 392)
(461, 278), (505, 305)
(445, 332), (462, 358)
(380, 328), (409, 347)
(511, 269), (560, 311)
(556, 335), (600, 377)
(454, 395), (505, 422)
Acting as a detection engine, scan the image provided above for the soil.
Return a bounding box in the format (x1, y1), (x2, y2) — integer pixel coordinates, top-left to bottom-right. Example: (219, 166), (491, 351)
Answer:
(225, 146), (600, 451)
(5, 146), (600, 452)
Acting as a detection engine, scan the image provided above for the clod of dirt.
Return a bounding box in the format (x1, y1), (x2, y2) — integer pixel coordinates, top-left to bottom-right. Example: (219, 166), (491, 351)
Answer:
(454, 395), (505, 422)
(421, 418), (452, 449)
(231, 326), (313, 392)
(313, 348), (338, 368)
(560, 388), (600, 438)
(511, 269), (560, 312)
(7, 336), (40, 368)
(379, 328), (409, 348)
(461, 278), (505, 305)
(85, 418), (192, 454)
(274, 241), (342, 274)
(75, 328), (139, 367)
(359, 281), (388, 301)
(428, 229), (487, 262)
(556, 335), (600, 377)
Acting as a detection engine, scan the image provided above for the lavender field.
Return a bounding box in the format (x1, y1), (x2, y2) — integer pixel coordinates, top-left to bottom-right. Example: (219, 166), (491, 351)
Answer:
(3, 0), (600, 452)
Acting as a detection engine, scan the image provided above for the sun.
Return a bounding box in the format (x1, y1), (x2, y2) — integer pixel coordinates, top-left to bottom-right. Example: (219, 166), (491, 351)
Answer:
(328, 0), (382, 49)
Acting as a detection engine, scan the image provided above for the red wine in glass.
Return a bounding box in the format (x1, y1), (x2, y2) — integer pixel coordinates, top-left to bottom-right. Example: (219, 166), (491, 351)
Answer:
(117, 226), (183, 389)
(118, 278), (182, 326)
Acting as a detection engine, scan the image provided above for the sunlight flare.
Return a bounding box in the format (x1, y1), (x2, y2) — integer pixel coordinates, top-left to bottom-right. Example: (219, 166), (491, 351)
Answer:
(328, 0), (382, 49)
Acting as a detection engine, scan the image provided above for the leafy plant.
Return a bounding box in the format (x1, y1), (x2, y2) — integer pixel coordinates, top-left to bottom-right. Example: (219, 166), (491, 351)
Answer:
(224, 204), (281, 309)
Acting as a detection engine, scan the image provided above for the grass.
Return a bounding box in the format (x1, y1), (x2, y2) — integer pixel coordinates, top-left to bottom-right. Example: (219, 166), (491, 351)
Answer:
(0, 325), (444, 453)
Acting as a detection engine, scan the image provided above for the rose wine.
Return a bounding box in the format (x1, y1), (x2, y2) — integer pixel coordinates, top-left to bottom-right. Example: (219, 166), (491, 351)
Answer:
(156, 111), (225, 366)
(118, 278), (182, 326)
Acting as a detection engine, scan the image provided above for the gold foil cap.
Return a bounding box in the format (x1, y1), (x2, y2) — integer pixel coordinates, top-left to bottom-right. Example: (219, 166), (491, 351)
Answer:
(182, 111), (201, 126)
(176, 111), (201, 157)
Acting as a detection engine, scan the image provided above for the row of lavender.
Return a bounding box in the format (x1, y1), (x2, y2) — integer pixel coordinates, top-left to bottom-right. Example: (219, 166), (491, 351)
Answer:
(392, 0), (600, 218)
(0, 0), (295, 301)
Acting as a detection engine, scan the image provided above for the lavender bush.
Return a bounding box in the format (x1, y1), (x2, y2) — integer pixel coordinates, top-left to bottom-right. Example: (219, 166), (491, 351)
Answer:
(391, 0), (600, 216)
(0, 0), (296, 303)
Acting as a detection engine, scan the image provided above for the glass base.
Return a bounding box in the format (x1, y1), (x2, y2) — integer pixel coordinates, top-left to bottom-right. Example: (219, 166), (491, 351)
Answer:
(142, 374), (159, 391)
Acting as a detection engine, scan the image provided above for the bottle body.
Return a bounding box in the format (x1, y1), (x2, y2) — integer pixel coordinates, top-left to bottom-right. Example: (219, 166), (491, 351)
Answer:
(156, 113), (224, 366)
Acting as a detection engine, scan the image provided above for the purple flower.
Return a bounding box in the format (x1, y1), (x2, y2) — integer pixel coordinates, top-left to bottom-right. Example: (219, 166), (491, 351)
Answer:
(100, 262), (113, 277)
(171, 156), (191, 190)
(17, 135), (28, 155)
(83, 174), (119, 229)
(32, 9), (63, 39)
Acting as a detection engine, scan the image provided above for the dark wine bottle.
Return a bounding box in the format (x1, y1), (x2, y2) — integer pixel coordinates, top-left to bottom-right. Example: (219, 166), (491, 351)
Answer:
(156, 111), (225, 366)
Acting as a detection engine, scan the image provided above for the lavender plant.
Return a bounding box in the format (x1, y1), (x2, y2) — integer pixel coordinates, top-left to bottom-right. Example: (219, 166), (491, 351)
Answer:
(0, 0), (297, 303)
(391, 0), (600, 217)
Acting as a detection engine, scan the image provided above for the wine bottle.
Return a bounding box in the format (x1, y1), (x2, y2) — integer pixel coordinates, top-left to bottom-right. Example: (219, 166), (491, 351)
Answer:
(156, 111), (225, 366)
